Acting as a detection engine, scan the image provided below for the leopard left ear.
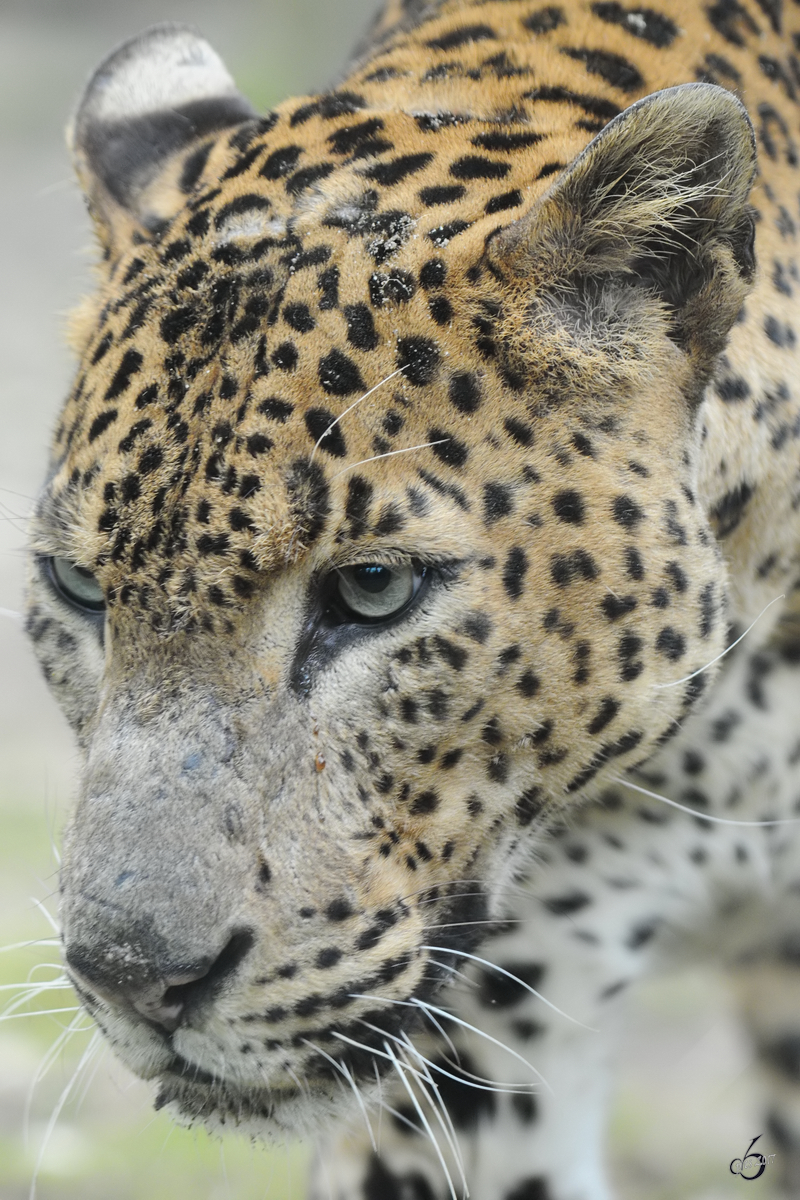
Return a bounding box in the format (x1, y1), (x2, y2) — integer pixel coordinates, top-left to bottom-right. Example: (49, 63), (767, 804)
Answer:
(69, 24), (257, 249)
(488, 83), (757, 375)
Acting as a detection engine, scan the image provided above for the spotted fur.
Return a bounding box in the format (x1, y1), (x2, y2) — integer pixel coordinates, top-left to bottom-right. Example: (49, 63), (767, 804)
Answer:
(25, 2), (800, 1196)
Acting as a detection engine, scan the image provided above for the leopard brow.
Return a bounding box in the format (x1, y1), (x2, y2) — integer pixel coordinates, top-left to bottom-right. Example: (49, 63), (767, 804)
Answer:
(308, 368), (404, 465)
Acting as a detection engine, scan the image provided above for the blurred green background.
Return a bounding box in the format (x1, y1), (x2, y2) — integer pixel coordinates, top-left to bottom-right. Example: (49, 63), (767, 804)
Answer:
(0, 1), (777, 1196)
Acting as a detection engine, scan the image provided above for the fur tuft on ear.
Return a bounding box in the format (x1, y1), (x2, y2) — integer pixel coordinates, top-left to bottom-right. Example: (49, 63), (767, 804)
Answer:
(489, 83), (757, 372)
(70, 24), (256, 245)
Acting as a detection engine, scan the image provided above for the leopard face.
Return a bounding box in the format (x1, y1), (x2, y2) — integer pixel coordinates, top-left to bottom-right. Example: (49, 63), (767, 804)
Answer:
(26, 2), (784, 1135)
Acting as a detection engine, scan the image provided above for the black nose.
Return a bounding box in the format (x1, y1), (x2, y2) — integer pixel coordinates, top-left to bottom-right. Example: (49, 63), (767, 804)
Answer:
(67, 929), (254, 1033)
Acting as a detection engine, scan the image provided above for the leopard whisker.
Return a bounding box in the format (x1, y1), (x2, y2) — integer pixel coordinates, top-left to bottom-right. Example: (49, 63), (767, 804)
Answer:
(611, 775), (800, 827)
(398, 1040), (466, 1192)
(421, 945), (596, 1032)
(309, 368), (403, 465)
(349, 991), (550, 1091)
(300, 1037), (377, 1152)
(384, 1039), (462, 1200)
(331, 440), (450, 480)
(28, 1027), (102, 1200)
(653, 593), (785, 690)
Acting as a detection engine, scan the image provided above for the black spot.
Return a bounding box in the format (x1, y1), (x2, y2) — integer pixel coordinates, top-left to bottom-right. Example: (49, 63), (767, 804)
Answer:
(398, 337), (439, 385)
(542, 891), (591, 915)
(435, 636), (468, 671)
(343, 303), (379, 351)
(624, 547), (645, 580)
(283, 303), (315, 333)
(477, 961), (545, 1008)
(427, 295), (453, 325)
(618, 632), (644, 681)
(486, 190), (524, 214)
(318, 266), (340, 310)
(429, 429), (468, 468)
(524, 84), (621, 121)
(420, 184), (466, 208)
(592, 2), (679, 47)
(523, 6), (566, 32)
(315, 947), (343, 969)
(587, 697), (620, 735)
(450, 155), (510, 180)
(710, 481), (754, 536)
(764, 315), (797, 348)
(601, 594), (638, 621)
(272, 342), (298, 371)
(305, 408), (347, 458)
(366, 153), (433, 185)
(246, 433), (272, 456)
(517, 671), (540, 698)
(260, 145), (303, 179)
(483, 482), (514, 523)
(420, 259), (447, 289)
(88, 410), (118, 443)
(428, 220), (471, 246)
(448, 372), (482, 414)
(656, 627), (686, 660)
(550, 550), (599, 587)
(503, 548), (529, 600)
(369, 270), (416, 305)
(515, 785), (544, 826)
(706, 0), (761, 46)
(511, 1093), (539, 1123)
(286, 162), (334, 195)
(552, 489), (585, 524)
(318, 349), (366, 395)
(427, 24), (497, 50)
(103, 349), (143, 401)
(561, 46), (644, 91)
(613, 495), (644, 528)
(504, 417), (533, 446)
(258, 397), (294, 422)
(285, 458), (330, 544)
(410, 790), (439, 814)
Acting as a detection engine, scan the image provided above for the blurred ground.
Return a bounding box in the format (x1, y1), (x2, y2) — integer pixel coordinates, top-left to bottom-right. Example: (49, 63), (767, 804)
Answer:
(0, 2), (780, 1197)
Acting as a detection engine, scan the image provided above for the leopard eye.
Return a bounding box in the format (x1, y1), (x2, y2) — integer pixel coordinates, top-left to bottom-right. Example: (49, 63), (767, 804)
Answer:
(334, 562), (422, 622)
(48, 557), (105, 613)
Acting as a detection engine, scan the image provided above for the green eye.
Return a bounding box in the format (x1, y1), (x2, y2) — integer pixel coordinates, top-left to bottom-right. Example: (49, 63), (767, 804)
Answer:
(48, 557), (105, 613)
(335, 563), (421, 621)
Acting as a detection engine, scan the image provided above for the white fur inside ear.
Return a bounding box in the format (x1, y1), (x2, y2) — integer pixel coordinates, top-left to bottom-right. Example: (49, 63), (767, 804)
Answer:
(86, 26), (240, 124)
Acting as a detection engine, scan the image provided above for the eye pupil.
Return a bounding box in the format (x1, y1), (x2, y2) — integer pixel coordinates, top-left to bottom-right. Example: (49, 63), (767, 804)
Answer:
(353, 565), (392, 594)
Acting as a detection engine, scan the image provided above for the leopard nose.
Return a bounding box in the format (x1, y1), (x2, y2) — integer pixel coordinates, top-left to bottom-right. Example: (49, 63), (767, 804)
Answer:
(66, 929), (255, 1032)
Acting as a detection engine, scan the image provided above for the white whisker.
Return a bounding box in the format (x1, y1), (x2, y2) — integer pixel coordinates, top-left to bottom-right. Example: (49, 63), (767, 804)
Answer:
(398, 1041), (466, 1192)
(611, 775), (800, 826)
(28, 1028), (102, 1200)
(300, 1038), (377, 1152)
(331, 440), (450, 480)
(383, 1040), (460, 1200)
(349, 992), (551, 1090)
(421, 946), (595, 1031)
(653, 594), (784, 689)
(309, 369), (403, 464)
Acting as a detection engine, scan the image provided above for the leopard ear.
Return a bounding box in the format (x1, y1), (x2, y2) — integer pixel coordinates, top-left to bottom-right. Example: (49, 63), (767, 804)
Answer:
(69, 24), (256, 249)
(488, 83), (757, 373)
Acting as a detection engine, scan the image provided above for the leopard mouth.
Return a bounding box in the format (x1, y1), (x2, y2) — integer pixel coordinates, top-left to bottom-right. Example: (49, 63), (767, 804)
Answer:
(154, 1051), (353, 1132)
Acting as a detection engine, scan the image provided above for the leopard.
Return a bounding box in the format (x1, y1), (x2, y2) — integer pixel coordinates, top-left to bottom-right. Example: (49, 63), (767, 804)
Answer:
(22, 0), (800, 1196)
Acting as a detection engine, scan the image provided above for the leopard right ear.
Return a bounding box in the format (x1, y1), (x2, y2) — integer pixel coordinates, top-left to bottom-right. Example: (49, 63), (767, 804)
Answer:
(69, 24), (256, 250)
